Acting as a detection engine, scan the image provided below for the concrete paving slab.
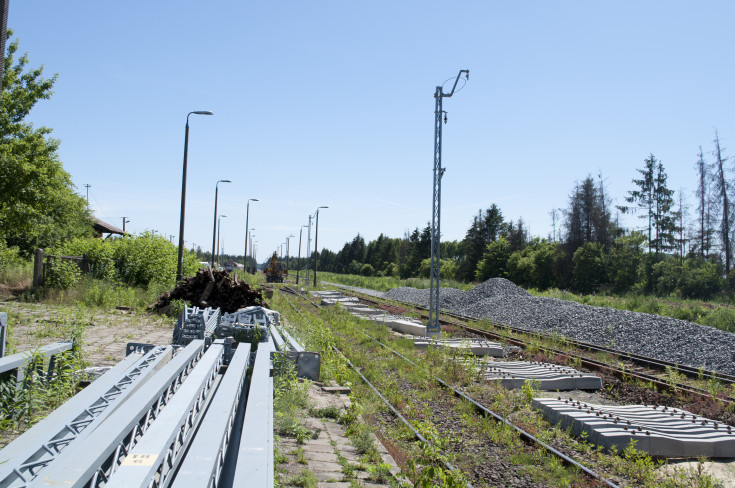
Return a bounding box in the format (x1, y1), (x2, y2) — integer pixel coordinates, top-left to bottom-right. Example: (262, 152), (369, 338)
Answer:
(484, 360), (602, 390)
(533, 397), (735, 458)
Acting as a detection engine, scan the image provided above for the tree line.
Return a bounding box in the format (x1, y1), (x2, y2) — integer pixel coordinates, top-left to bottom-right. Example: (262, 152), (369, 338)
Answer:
(312, 132), (733, 300)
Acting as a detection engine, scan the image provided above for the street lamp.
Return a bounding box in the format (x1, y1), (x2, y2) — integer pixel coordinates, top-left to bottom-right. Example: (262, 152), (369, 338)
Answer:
(177, 110), (214, 280)
(210, 179), (231, 269)
(121, 217), (130, 233)
(216, 214), (227, 268)
(286, 234), (295, 272)
(428, 69), (469, 338)
(296, 225), (308, 284)
(313, 206), (328, 287)
(244, 198), (259, 268)
(305, 214), (313, 284)
(247, 228), (255, 271)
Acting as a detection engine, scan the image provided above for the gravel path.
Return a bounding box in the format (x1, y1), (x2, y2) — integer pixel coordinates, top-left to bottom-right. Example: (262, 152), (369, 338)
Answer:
(380, 278), (735, 376)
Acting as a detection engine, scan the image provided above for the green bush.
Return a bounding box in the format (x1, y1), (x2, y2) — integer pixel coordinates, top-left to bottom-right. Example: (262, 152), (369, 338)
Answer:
(44, 258), (82, 289)
(572, 243), (605, 294)
(677, 257), (723, 299)
(0, 241), (22, 271)
(46, 233), (199, 290)
(360, 263), (374, 276)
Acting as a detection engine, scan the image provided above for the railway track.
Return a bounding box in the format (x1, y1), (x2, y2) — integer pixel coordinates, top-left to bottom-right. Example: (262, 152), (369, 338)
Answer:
(330, 286), (735, 410)
(276, 287), (623, 488)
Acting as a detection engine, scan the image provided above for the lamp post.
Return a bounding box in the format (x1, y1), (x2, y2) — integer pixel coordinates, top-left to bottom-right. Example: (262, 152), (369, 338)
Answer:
(177, 110), (214, 281)
(249, 230), (255, 270)
(216, 215), (227, 268)
(210, 179), (231, 269)
(247, 228), (255, 271)
(243, 198), (259, 268)
(286, 234), (295, 272)
(313, 206), (328, 287)
(428, 69), (469, 338)
(296, 225), (308, 284)
(121, 217), (130, 233)
(305, 214), (313, 284)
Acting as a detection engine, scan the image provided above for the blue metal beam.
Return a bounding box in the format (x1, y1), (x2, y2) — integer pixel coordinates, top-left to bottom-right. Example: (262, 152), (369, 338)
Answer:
(37, 340), (206, 488)
(173, 343), (252, 488)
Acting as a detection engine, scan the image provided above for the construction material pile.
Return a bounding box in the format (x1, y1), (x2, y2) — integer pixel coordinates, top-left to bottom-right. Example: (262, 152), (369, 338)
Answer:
(151, 268), (264, 314)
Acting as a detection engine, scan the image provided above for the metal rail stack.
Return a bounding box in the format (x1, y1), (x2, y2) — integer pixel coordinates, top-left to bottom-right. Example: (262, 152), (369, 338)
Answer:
(218, 306), (273, 344)
(172, 306), (220, 345)
(0, 336), (276, 488)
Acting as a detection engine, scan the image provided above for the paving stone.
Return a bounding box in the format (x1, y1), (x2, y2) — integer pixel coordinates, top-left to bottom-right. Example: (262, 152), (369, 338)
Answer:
(308, 451), (340, 463)
(312, 470), (345, 482)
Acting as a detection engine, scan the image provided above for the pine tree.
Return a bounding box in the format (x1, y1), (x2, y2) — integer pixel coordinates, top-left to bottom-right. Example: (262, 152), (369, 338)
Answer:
(620, 155), (656, 254)
(652, 161), (677, 255)
(711, 130), (732, 273)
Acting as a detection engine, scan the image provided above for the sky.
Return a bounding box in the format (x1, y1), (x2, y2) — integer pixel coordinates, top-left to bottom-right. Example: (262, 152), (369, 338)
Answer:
(9, 1), (735, 262)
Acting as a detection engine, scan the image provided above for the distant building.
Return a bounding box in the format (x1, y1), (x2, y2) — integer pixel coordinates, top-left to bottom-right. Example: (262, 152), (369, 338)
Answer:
(93, 218), (126, 239)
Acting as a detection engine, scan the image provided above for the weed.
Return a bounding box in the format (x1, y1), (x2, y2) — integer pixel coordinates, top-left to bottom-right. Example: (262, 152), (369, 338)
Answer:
(287, 469), (318, 488)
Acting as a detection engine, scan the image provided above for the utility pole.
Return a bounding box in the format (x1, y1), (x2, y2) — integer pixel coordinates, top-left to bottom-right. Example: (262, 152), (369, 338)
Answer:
(428, 69), (469, 338)
(84, 184), (91, 203)
(122, 217), (130, 233)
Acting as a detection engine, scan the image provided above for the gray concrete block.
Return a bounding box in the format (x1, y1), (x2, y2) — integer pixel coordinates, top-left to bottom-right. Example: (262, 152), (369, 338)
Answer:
(383, 318), (426, 336)
(413, 338), (505, 357)
(484, 361), (602, 390)
(533, 398), (735, 458)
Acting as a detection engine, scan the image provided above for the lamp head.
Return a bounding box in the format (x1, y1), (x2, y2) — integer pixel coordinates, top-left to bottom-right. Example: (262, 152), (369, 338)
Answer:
(250, 198), (259, 202)
(193, 111), (214, 115)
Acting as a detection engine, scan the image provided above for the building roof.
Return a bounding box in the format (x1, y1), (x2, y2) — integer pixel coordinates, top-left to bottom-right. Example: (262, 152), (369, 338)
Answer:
(93, 218), (126, 236)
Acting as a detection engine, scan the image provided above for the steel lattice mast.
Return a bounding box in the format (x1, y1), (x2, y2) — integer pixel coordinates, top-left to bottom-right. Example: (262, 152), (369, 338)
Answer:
(428, 69), (469, 338)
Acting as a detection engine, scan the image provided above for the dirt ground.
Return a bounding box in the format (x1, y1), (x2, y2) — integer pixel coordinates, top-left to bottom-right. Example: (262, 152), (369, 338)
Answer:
(1, 301), (175, 367)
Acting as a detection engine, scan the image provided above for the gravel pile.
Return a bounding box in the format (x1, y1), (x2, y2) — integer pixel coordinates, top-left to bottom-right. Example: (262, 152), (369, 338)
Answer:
(384, 279), (735, 376)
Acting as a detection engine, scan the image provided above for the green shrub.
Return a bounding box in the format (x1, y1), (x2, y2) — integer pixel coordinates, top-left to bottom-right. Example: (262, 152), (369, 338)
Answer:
(677, 258), (723, 299)
(44, 259), (82, 289)
(46, 233), (199, 290)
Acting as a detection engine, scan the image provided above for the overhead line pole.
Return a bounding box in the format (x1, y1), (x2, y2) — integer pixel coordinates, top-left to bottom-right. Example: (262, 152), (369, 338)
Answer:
(428, 69), (469, 338)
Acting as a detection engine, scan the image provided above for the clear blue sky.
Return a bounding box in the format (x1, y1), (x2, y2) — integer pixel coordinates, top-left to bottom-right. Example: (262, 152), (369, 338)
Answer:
(10, 1), (735, 262)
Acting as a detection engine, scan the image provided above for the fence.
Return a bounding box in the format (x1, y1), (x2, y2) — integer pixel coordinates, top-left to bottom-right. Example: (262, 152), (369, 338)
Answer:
(32, 248), (115, 287)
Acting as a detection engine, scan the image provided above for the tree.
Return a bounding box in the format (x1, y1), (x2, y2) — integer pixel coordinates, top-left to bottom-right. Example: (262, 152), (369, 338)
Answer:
(457, 205), (505, 282)
(475, 237), (511, 281)
(652, 161), (677, 255)
(571, 242), (606, 294)
(710, 130), (732, 274)
(620, 155), (656, 254)
(605, 232), (645, 293)
(694, 146), (715, 258)
(0, 31), (93, 255)
(563, 175), (614, 254)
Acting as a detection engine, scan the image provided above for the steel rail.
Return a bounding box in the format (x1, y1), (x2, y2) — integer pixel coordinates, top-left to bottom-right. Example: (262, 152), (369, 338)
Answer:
(330, 345), (471, 487)
(276, 289), (470, 486)
(279, 290), (621, 487)
(344, 290), (735, 405)
(359, 332), (621, 488)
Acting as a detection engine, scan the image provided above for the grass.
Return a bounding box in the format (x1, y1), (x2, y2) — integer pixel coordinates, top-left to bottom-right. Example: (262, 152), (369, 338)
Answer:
(315, 272), (473, 292)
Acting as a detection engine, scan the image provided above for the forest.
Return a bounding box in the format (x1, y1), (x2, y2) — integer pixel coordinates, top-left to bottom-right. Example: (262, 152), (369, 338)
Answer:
(311, 143), (733, 300)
